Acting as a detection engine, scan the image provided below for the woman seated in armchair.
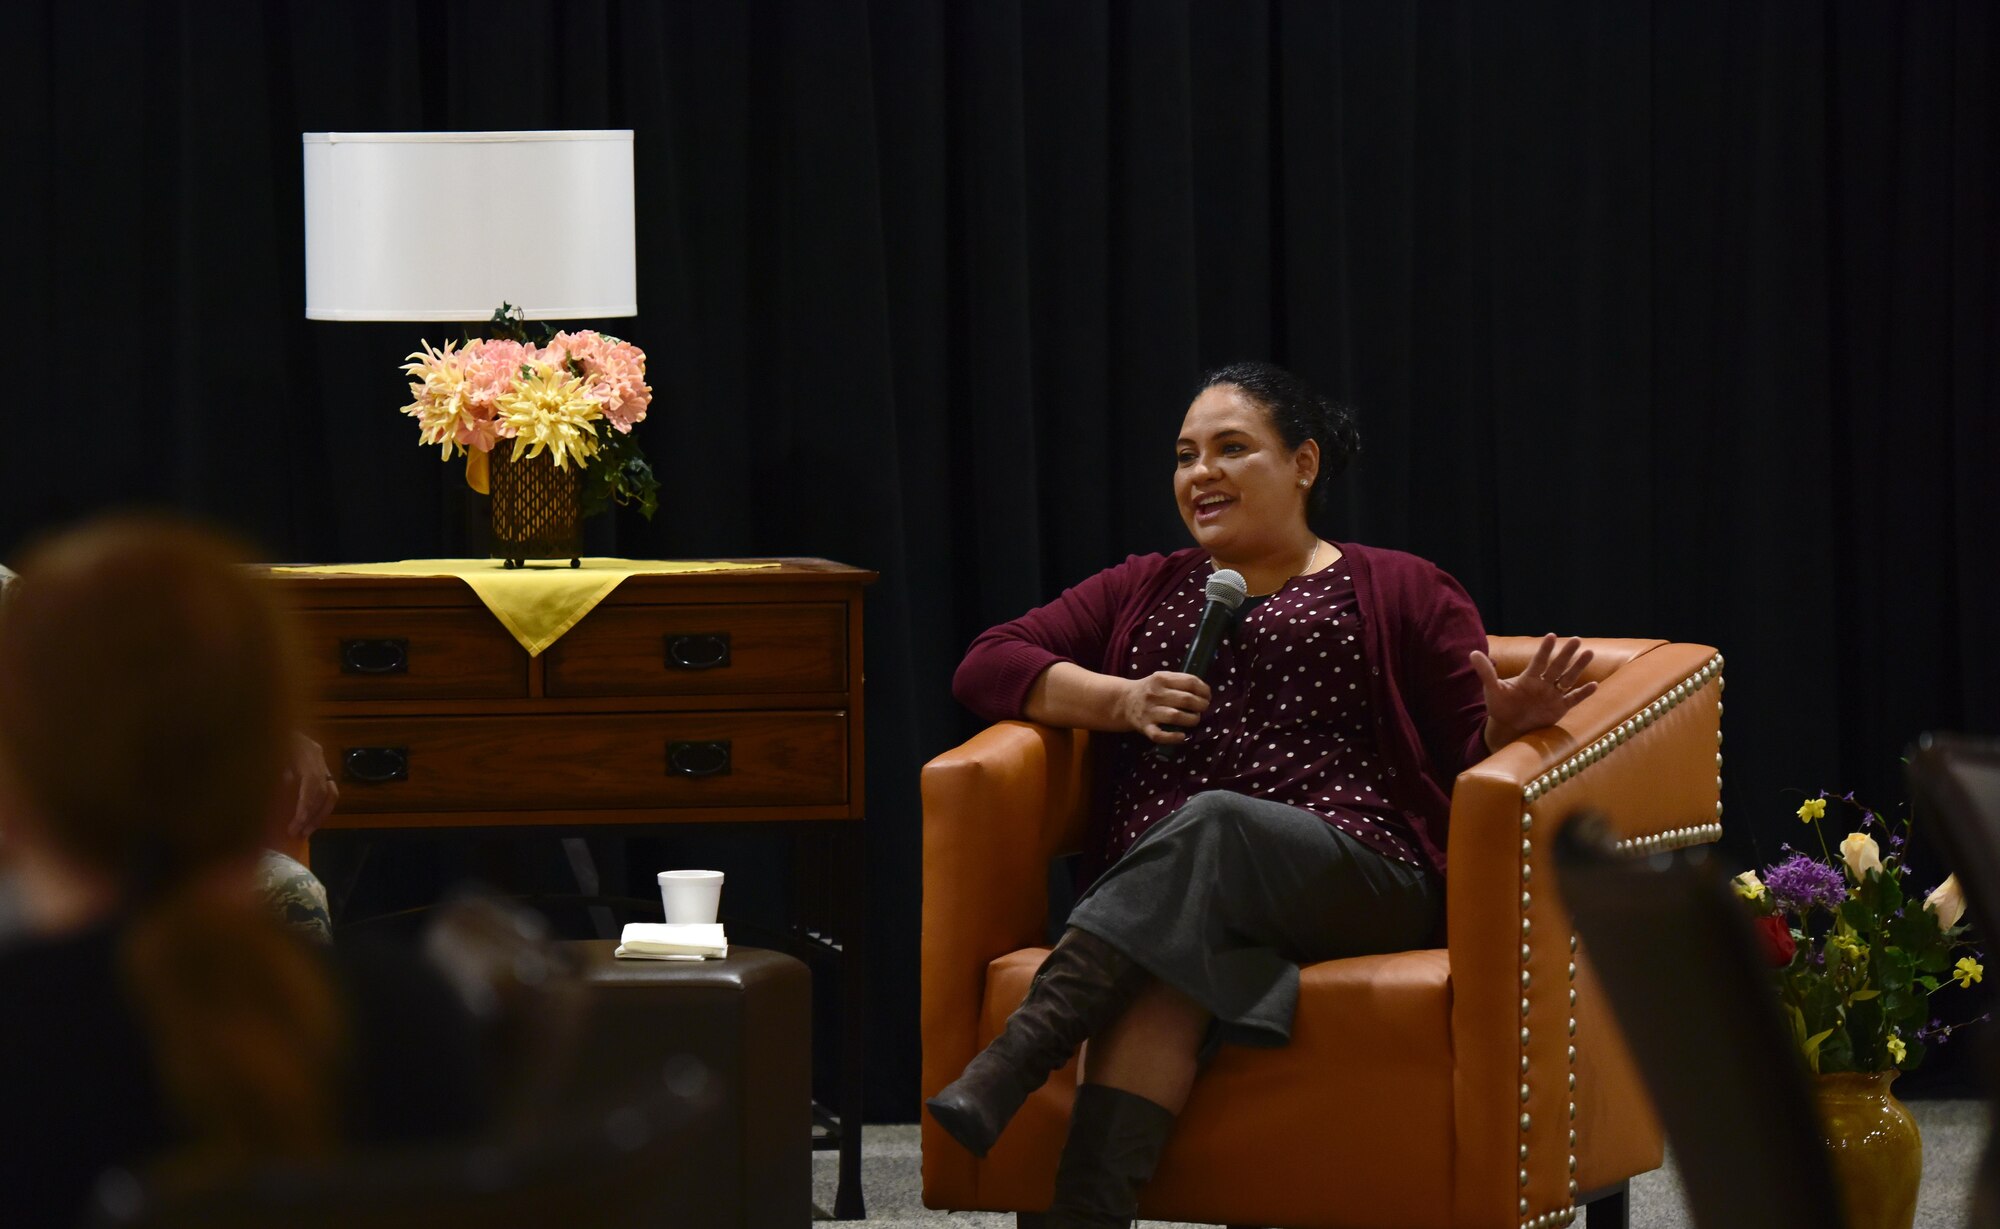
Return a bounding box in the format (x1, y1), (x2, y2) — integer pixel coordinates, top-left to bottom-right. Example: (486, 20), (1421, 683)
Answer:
(927, 363), (1598, 1227)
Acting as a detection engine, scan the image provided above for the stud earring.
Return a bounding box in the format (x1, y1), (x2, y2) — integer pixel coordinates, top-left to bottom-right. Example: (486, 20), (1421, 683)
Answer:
(1298, 479), (1309, 488)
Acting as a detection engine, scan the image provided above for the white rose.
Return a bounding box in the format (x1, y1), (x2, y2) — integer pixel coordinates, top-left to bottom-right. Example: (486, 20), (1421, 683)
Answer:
(1925, 874), (1967, 929)
(1839, 832), (1882, 882)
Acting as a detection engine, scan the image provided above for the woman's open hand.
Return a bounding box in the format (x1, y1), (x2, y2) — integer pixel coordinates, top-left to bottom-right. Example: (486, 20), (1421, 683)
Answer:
(1120, 671), (1212, 745)
(1470, 634), (1598, 750)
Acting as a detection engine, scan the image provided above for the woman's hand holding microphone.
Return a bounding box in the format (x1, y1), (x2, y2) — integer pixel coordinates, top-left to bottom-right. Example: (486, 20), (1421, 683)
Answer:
(1120, 672), (1211, 745)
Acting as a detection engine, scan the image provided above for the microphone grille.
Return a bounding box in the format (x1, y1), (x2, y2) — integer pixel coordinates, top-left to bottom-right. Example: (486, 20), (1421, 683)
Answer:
(1206, 569), (1248, 610)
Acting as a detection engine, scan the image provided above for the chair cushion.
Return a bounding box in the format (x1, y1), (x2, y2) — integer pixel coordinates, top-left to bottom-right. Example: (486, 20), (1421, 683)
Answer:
(969, 946), (1460, 1229)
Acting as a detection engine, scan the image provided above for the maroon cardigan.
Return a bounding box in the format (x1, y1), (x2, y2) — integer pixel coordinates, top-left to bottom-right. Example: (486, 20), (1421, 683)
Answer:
(952, 543), (1490, 882)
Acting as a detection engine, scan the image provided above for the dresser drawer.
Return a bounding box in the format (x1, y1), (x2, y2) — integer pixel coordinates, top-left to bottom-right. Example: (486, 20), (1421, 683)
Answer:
(295, 609), (528, 700)
(542, 603), (847, 697)
(323, 711), (847, 812)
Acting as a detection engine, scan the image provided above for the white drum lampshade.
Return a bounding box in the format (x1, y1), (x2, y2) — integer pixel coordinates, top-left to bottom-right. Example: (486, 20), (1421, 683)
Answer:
(302, 130), (637, 321)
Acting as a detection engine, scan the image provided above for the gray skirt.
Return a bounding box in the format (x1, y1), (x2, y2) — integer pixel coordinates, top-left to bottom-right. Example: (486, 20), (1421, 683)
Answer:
(1068, 790), (1439, 1049)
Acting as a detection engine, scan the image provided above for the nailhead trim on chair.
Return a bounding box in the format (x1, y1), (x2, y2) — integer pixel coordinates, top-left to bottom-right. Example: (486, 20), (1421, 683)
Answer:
(1514, 654), (1724, 1229)
(1566, 930), (1579, 1203)
(1613, 821), (1723, 853)
(1519, 655), (1725, 806)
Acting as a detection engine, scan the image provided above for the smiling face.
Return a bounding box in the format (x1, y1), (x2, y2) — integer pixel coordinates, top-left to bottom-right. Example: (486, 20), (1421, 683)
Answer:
(1174, 383), (1319, 563)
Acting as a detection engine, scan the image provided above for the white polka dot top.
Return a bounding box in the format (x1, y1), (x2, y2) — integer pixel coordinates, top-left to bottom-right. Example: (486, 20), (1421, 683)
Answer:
(1105, 556), (1425, 869)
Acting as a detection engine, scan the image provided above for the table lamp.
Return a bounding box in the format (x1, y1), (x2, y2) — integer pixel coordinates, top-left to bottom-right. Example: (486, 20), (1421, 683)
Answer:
(302, 130), (636, 321)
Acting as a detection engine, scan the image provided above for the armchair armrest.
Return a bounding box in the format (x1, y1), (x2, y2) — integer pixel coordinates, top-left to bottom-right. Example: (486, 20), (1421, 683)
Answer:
(1447, 639), (1724, 1228)
(921, 721), (1093, 1198)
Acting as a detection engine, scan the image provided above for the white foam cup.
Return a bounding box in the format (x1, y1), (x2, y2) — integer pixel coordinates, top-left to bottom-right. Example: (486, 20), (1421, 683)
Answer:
(657, 870), (725, 925)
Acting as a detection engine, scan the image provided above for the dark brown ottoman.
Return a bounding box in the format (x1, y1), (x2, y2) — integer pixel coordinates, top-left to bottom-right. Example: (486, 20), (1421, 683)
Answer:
(562, 943), (811, 1229)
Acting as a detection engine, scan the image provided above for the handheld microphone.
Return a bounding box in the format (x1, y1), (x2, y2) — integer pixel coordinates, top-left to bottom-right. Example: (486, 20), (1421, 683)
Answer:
(1156, 568), (1247, 760)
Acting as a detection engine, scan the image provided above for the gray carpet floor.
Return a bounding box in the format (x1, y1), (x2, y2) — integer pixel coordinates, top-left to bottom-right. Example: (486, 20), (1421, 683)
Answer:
(815, 1101), (1988, 1227)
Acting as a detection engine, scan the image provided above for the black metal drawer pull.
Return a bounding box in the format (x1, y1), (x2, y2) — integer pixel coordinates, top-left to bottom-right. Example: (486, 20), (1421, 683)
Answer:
(667, 740), (732, 778)
(664, 633), (731, 670)
(343, 746), (409, 783)
(341, 638), (409, 675)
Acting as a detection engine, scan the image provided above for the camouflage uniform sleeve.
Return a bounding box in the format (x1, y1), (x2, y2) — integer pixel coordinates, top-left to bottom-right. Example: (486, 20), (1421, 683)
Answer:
(257, 850), (334, 944)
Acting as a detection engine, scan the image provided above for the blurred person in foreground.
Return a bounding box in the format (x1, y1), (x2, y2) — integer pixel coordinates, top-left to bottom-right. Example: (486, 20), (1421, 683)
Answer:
(0, 516), (484, 1227)
(0, 570), (340, 945)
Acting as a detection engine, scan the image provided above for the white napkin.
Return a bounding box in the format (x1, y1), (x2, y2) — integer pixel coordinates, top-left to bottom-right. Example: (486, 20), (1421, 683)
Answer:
(615, 922), (728, 961)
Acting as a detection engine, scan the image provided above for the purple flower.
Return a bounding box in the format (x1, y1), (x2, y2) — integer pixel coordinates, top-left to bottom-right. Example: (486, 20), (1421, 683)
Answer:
(1765, 855), (1848, 914)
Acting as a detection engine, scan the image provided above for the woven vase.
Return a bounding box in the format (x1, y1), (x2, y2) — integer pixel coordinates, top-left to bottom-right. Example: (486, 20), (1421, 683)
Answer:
(488, 447), (582, 568)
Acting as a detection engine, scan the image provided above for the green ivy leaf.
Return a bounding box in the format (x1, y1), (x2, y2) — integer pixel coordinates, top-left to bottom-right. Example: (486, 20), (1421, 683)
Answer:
(1887, 908), (1945, 964)
(1877, 868), (1905, 914)
(575, 425), (660, 522)
(1840, 900), (1872, 932)
(1878, 947), (1915, 993)
(482, 302), (554, 347)
(1802, 977), (1843, 1029)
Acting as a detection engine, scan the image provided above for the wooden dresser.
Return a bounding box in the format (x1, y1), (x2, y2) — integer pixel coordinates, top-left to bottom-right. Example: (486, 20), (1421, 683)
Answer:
(266, 557), (876, 1218)
(268, 559), (872, 830)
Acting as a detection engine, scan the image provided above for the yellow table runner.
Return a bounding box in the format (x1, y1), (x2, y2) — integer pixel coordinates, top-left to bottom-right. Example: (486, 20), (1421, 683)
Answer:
(271, 558), (782, 657)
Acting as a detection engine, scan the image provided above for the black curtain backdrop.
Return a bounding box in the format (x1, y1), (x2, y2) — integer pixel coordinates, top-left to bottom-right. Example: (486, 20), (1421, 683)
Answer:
(10, 2), (1997, 1114)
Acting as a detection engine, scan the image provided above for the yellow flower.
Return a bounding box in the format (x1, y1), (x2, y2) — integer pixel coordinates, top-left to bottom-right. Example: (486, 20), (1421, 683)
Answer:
(402, 340), (478, 459)
(1731, 870), (1767, 902)
(497, 361), (605, 471)
(1797, 798), (1827, 823)
(1955, 957), (1984, 989)
(1828, 931), (1868, 963)
(1885, 1035), (1906, 1064)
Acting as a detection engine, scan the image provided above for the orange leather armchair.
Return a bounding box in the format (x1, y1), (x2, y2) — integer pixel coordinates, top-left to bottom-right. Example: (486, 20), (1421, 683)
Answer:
(921, 636), (1724, 1229)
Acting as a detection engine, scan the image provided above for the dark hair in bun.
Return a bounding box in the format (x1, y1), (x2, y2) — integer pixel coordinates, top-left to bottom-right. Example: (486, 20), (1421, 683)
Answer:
(1195, 362), (1360, 512)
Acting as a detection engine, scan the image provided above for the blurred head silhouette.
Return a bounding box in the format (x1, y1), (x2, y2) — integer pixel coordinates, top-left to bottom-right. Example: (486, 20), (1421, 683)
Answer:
(0, 514), (299, 915)
(0, 513), (339, 1174)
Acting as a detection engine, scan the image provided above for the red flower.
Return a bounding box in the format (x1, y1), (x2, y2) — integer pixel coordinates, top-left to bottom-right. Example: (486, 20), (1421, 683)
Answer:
(1754, 915), (1797, 967)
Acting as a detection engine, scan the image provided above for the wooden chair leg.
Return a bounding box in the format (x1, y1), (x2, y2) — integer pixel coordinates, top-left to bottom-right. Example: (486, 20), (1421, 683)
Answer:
(1585, 1181), (1631, 1228)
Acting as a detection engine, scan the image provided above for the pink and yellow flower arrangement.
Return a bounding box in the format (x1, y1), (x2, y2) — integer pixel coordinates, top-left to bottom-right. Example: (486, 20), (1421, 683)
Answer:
(1735, 791), (1985, 1075)
(399, 305), (659, 518)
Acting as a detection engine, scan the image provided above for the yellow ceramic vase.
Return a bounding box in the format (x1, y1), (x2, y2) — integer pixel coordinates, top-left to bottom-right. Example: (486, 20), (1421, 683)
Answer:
(1814, 1070), (1921, 1229)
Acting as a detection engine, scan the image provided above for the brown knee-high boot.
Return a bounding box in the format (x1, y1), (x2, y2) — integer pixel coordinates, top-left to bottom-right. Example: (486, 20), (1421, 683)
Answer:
(927, 928), (1149, 1157)
(1048, 1084), (1179, 1229)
